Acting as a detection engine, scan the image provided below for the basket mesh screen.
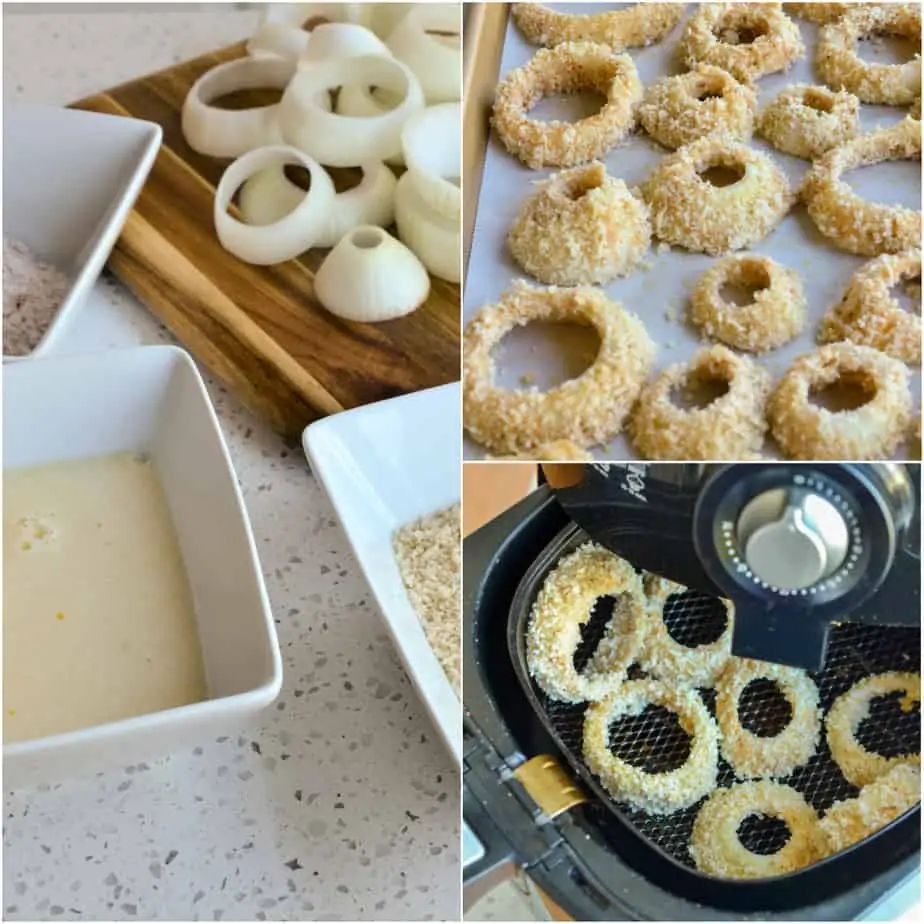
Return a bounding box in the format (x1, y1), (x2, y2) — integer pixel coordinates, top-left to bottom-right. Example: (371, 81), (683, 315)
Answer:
(536, 587), (921, 871)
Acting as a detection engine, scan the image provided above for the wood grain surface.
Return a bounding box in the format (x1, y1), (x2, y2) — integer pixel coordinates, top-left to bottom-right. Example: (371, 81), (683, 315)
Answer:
(71, 43), (460, 439)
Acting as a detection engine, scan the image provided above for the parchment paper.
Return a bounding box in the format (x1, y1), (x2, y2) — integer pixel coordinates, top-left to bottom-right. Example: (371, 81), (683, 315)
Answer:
(464, 2), (921, 460)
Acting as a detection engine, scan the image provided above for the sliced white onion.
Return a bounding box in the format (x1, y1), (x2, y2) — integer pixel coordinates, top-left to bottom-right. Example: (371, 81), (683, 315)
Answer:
(299, 21), (390, 65)
(401, 103), (461, 222)
(182, 57), (298, 159)
(369, 3), (416, 39)
(386, 3), (462, 104)
(214, 145), (335, 264)
(279, 53), (424, 167)
(247, 21), (311, 62)
(336, 83), (406, 166)
(238, 161), (397, 248)
(314, 225), (430, 322)
(394, 171), (460, 284)
(262, 3), (370, 29)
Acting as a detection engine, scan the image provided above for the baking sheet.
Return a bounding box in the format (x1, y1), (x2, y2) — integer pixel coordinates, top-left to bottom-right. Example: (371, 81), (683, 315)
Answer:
(464, 2), (921, 460)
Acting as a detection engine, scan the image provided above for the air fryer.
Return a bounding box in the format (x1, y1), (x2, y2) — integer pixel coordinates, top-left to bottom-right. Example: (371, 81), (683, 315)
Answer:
(463, 464), (921, 921)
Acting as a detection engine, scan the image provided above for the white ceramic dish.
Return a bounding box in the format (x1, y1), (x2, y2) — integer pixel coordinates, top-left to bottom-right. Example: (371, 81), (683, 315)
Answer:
(303, 383), (461, 764)
(3, 346), (282, 788)
(3, 103), (161, 360)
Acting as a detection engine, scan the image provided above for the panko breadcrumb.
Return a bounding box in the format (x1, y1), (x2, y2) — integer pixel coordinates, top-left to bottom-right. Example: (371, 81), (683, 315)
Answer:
(818, 249), (921, 365)
(393, 505), (460, 695)
(507, 162), (651, 285)
(820, 763), (921, 856)
(801, 118), (921, 256)
(491, 42), (642, 170)
(463, 281), (656, 456)
(512, 2), (685, 51)
(676, 4), (806, 83)
(758, 83), (860, 160)
(638, 64), (758, 150)
(641, 134), (794, 255)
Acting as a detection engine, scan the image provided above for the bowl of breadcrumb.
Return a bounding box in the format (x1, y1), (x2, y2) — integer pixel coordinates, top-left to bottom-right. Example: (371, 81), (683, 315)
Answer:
(303, 383), (461, 764)
(3, 104), (161, 360)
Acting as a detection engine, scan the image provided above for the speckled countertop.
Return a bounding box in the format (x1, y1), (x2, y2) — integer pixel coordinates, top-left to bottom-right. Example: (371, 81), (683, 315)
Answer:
(3, 8), (459, 921)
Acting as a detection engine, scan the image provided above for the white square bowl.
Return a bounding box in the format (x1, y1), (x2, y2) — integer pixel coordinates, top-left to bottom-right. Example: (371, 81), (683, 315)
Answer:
(3, 346), (282, 788)
(3, 103), (162, 360)
(303, 384), (461, 764)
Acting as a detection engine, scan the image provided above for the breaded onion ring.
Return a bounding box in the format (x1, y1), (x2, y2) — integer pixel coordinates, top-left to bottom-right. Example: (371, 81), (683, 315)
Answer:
(784, 4), (853, 26)
(801, 118), (922, 256)
(637, 575), (734, 688)
(641, 134), (794, 255)
(826, 672), (921, 788)
(526, 543), (646, 703)
(583, 680), (720, 815)
(691, 781), (825, 879)
(716, 658), (821, 780)
(676, 4), (805, 83)
(638, 64), (758, 150)
(463, 281), (656, 456)
(492, 42), (642, 170)
(817, 4), (922, 106)
(512, 2), (684, 51)
(630, 345), (772, 461)
(818, 249), (922, 365)
(758, 84), (860, 160)
(767, 342), (912, 460)
(690, 254), (806, 354)
(820, 763), (921, 856)
(507, 162), (651, 286)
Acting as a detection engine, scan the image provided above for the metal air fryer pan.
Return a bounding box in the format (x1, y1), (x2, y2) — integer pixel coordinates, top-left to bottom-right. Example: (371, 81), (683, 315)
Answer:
(463, 485), (921, 921)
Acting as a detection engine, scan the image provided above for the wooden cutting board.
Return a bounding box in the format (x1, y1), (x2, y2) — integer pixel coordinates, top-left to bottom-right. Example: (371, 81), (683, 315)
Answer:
(71, 42), (460, 439)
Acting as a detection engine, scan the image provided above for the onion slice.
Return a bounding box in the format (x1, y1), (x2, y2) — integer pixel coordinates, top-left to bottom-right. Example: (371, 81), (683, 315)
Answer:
(401, 103), (461, 221)
(279, 53), (424, 166)
(314, 225), (430, 322)
(394, 171), (460, 283)
(386, 4), (462, 103)
(238, 161), (397, 248)
(214, 145), (335, 264)
(247, 21), (311, 62)
(182, 57), (297, 158)
(299, 21), (390, 64)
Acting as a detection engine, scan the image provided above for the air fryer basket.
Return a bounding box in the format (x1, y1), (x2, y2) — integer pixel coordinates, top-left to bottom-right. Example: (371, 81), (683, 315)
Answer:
(508, 523), (922, 880)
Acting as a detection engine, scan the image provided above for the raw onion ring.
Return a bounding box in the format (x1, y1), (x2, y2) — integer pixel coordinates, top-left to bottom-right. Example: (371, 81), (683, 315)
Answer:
(246, 3), (369, 62)
(758, 83), (860, 160)
(817, 4), (921, 106)
(630, 345), (772, 461)
(299, 21), (390, 64)
(818, 249), (921, 365)
(507, 161), (651, 286)
(637, 575), (734, 688)
(214, 144), (335, 264)
(525, 543), (647, 704)
(800, 118), (921, 257)
(819, 763), (921, 856)
(491, 42), (642, 170)
(716, 658), (821, 780)
(676, 3), (805, 83)
(826, 672), (921, 788)
(690, 781), (825, 879)
(394, 171), (460, 284)
(279, 53), (424, 166)
(637, 64), (758, 150)
(182, 57), (296, 159)
(583, 680), (720, 815)
(690, 254), (806, 354)
(640, 134), (794, 255)
(401, 103), (461, 221)
(767, 342), (913, 460)
(463, 281), (656, 456)
(512, 2), (685, 51)
(238, 161), (397, 250)
(386, 3), (462, 103)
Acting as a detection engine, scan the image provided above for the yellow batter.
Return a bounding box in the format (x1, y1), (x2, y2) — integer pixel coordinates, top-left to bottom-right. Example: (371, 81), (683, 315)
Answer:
(4, 452), (207, 744)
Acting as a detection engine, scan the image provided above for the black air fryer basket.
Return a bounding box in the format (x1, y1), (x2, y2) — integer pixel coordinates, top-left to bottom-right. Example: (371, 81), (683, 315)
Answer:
(463, 486), (921, 921)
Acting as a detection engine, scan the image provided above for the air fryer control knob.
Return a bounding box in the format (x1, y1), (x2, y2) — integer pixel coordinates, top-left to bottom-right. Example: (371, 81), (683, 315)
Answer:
(736, 488), (849, 591)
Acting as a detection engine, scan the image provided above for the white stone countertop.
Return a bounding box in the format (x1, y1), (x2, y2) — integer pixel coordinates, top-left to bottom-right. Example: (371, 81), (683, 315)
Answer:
(3, 7), (459, 922)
